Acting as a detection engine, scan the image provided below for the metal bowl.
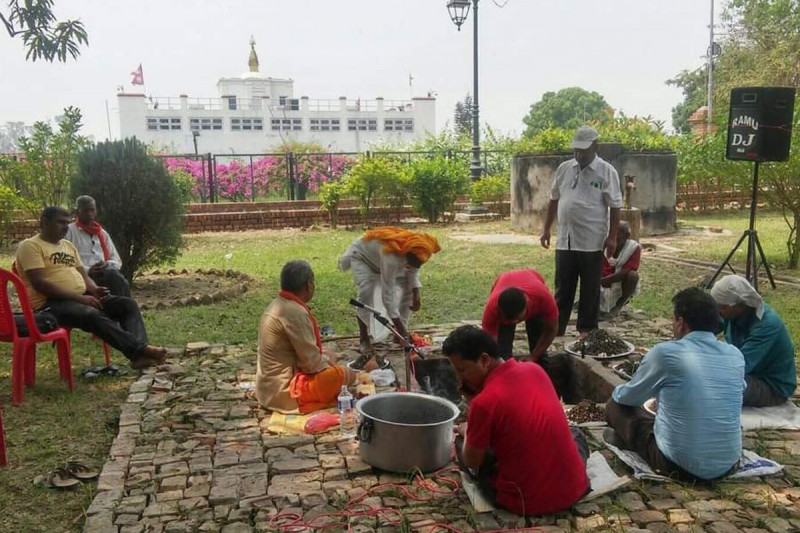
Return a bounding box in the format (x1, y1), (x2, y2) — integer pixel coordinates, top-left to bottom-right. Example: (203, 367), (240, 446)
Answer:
(564, 339), (635, 360)
(643, 397), (658, 416)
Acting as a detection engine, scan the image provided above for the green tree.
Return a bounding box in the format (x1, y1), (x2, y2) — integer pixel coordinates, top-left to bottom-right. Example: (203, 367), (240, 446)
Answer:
(669, 0), (800, 267)
(453, 93), (473, 136)
(345, 157), (404, 223)
(522, 87), (611, 137)
(71, 138), (185, 282)
(318, 180), (345, 229)
(2, 0), (88, 62)
(409, 157), (470, 223)
(15, 106), (89, 213)
(666, 68), (708, 134)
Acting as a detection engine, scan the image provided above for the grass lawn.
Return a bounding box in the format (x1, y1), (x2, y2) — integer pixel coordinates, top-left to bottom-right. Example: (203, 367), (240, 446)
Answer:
(675, 209), (797, 271)
(0, 212), (799, 531)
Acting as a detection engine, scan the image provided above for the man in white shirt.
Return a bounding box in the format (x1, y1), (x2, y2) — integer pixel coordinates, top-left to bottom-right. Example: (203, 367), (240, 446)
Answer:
(540, 126), (623, 336)
(65, 195), (130, 297)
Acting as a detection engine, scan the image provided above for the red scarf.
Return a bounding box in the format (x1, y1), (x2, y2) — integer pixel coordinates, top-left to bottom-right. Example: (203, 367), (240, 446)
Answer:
(279, 290), (322, 353)
(76, 220), (111, 261)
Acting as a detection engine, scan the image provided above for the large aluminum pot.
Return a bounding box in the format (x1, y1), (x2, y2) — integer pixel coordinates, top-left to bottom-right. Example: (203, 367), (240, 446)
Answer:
(355, 392), (459, 473)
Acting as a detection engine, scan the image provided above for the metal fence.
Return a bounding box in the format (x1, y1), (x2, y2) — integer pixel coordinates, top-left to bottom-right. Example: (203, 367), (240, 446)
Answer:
(156, 149), (511, 204)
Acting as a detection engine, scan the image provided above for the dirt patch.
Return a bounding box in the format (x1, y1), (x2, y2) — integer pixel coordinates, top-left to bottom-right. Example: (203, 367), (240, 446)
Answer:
(132, 269), (254, 310)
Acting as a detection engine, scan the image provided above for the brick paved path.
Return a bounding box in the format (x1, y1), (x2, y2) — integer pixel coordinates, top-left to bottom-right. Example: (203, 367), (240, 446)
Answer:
(83, 320), (800, 533)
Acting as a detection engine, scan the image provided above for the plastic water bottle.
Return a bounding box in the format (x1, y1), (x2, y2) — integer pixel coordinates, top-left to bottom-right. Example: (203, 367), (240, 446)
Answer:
(337, 386), (356, 438)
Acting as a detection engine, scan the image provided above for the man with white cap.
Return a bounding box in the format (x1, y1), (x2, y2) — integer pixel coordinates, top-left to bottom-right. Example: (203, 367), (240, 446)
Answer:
(540, 126), (623, 336)
(710, 275), (796, 407)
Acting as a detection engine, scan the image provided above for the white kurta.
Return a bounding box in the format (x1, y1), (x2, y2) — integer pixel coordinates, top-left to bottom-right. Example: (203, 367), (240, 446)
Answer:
(65, 223), (123, 270)
(339, 238), (421, 341)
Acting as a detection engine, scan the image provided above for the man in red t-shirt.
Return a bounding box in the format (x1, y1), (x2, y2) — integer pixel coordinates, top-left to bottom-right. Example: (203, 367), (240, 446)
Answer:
(481, 269), (559, 362)
(600, 222), (640, 316)
(444, 326), (589, 516)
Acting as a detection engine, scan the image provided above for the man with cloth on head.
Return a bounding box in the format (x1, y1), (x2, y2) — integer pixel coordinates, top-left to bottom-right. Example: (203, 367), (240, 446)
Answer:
(339, 226), (441, 356)
(605, 288), (745, 482)
(600, 221), (641, 317)
(255, 260), (356, 414)
(481, 269), (559, 363)
(540, 126), (623, 336)
(710, 274), (796, 407)
(65, 195), (130, 297)
(15, 206), (167, 369)
(445, 325), (589, 516)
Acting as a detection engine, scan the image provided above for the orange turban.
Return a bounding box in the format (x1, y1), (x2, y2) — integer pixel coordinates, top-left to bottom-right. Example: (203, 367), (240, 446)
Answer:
(362, 226), (442, 264)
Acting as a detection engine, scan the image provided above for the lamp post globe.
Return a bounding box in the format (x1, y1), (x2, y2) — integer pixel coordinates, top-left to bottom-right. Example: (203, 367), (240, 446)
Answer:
(447, 0), (482, 181)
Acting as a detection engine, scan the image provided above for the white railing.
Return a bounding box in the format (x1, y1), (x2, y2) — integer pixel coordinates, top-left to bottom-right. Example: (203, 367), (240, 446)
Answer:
(146, 97), (264, 111)
(143, 96), (416, 114)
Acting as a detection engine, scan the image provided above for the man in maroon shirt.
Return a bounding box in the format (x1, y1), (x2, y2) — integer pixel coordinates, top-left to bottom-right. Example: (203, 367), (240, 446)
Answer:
(481, 269), (559, 363)
(444, 326), (589, 516)
(600, 221), (640, 317)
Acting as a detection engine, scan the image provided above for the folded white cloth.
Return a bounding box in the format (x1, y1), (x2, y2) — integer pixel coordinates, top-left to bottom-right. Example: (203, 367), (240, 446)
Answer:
(604, 441), (783, 482)
(742, 401), (800, 431)
(460, 451), (631, 513)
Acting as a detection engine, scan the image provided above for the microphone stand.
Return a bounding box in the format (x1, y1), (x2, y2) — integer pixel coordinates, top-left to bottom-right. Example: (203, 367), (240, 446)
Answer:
(350, 299), (417, 392)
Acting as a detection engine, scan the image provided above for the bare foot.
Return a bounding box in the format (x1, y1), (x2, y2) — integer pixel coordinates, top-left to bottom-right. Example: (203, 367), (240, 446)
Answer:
(130, 356), (157, 370)
(139, 346), (167, 365)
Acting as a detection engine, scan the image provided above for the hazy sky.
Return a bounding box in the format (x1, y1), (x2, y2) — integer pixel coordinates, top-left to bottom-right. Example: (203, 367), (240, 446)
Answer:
(1, 0), (721, 142)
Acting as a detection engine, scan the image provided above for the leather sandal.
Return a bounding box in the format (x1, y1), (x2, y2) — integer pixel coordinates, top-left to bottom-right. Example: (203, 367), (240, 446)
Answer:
(65, 461), (99, 481)
(34, 467), (81, 489)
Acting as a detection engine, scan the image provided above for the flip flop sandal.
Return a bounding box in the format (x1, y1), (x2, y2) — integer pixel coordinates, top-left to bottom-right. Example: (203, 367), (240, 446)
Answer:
(34, 467), (81, 489)
(65, 461), (99, 481)
(80, 366), (105, 379)
(98, 365), (120, 377)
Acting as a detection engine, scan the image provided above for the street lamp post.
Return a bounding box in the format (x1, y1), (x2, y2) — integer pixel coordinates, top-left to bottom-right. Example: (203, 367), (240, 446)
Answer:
(448, 0), (482, 181)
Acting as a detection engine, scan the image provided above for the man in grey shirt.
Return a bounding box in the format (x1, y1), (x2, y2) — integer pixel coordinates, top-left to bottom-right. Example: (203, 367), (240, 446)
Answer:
(540, 126), (622, 335)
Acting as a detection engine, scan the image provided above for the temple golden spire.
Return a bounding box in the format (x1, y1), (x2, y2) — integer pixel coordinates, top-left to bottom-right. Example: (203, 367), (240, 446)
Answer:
(248, 36), (259, 72)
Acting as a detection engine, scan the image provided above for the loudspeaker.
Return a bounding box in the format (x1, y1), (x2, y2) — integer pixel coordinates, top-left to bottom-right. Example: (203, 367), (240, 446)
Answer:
(726, 87), (795, 162)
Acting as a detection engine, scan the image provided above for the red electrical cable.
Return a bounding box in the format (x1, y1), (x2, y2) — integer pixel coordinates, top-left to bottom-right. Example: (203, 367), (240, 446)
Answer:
(265, 465), (544, 533)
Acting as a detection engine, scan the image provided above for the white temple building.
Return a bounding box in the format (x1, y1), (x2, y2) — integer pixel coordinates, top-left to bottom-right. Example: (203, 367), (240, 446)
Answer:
(117, 39), (436, 154)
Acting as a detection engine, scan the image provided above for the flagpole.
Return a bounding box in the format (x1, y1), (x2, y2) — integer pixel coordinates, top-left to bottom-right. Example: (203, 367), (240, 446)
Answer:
(105, 100), (113, 140)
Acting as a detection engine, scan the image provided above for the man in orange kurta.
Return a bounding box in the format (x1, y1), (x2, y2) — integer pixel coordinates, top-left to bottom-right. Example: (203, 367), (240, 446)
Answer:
(256, 260), (355, 414)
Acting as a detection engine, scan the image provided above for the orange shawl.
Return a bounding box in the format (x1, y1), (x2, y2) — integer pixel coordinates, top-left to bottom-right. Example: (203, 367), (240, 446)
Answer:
(278, 290), (322, 353)
(362, 226), (441, 263)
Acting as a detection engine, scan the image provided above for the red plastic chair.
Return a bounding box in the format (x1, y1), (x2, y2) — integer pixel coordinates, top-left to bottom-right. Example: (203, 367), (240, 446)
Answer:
(11, 262), (111, 367)
(0, 268), (74, 406)
(0, 399), (6, 466)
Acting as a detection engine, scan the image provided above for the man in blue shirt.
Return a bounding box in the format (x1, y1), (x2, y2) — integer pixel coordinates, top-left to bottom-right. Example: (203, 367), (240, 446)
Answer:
(605, 287), (745, 481)
(711, 275), (796, 407)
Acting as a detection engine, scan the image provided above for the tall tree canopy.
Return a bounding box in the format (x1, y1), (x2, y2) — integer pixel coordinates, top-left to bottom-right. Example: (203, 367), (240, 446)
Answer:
(1, 0), (88, 62)
(666, 68), (708, 134)
(453, 94), (473, 136)
(522, 87), (611, 137)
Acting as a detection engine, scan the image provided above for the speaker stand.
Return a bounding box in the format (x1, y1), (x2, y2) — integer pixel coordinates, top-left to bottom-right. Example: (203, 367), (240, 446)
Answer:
(705, 161), (777, 292)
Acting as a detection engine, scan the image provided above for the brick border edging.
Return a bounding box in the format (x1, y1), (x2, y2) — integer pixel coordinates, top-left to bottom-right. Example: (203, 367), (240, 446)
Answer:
(4, 201), (512, 241)
(136, 269), (255, 311)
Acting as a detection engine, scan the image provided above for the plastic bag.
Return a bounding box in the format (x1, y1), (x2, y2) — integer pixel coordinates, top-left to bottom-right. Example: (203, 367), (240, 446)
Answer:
(304, 412), (341, 434)
(370, 368), (396, 387)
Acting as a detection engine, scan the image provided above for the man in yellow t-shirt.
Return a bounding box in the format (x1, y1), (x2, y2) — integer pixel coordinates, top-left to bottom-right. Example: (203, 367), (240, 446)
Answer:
(15, 207), (167, 369)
